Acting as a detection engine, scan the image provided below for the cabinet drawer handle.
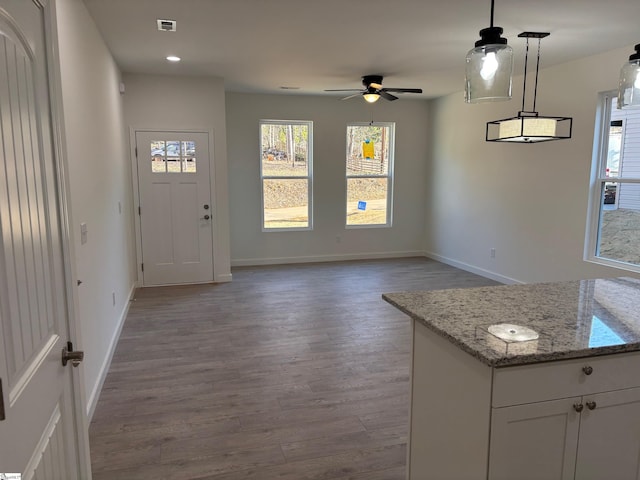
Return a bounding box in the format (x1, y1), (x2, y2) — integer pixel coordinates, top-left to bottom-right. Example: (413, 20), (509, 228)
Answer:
(586, 401), (597, 410)
(573, 403), (584, 412)
(582, 366), (593, 375)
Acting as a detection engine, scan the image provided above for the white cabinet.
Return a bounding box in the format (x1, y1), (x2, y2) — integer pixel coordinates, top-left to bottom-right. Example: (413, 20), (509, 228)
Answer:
(489, 387), (640, 480)
(407, 320), (640, 480)
(574, 387), (640, 480)
(488, 397), (580, 480)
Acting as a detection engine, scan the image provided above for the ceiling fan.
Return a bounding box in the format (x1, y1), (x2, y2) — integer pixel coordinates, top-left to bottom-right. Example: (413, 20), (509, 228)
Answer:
(324, 75), (423, 103)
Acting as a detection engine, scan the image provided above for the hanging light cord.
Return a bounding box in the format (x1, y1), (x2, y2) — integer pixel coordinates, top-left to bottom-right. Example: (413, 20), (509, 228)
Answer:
(489, 0), (495, 28)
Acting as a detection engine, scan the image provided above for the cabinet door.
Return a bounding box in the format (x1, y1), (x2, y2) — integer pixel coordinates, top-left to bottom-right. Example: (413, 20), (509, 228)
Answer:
(488, 397), (580, 480)
(575, 387), (640, 480)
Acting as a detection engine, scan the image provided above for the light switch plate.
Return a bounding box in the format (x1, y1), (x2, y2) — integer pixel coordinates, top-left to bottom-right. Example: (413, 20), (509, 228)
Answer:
(80, 222), (87, 245)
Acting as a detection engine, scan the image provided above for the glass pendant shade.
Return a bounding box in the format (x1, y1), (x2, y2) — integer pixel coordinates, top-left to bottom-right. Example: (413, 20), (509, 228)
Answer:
(465, 25), (513, 103)
(617, 44), (640, 109)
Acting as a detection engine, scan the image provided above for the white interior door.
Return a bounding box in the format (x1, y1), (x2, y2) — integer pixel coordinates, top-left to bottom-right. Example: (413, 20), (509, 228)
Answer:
(0, 0), (85, 478)
(136, 131), (214, 286)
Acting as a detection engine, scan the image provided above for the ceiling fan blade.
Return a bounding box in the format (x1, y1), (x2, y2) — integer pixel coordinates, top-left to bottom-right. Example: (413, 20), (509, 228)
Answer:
(324, 88), (363, 92)
(379, 91), (398, 101)
(341, 93), (363, 101)
(382, 88), (423, 94)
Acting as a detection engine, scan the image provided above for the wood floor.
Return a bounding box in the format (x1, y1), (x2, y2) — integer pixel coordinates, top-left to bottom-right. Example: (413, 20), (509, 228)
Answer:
(89, 257), (499, 480)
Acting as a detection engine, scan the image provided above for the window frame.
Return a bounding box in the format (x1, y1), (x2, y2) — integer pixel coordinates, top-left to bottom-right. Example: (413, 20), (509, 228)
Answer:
(344, 121), (395, 229)
(585, 90), (640, 272)
(259, 119), (313, 232)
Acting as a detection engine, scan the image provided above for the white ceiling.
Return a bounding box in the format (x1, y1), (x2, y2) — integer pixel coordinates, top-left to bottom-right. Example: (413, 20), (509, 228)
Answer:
(83, 0), (640, 100)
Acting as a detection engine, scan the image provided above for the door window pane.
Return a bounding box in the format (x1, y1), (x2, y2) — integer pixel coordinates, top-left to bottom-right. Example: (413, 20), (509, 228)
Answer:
(150, 140), (197, 173)
(151, 141), (166, 172)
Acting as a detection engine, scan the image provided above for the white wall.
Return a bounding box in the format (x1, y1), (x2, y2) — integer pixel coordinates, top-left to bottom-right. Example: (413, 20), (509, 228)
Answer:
(426, 45), (639, 284)
(121, 73), (232, 282)
(226, 93), (430, 265)
(55, 0), (137, 416)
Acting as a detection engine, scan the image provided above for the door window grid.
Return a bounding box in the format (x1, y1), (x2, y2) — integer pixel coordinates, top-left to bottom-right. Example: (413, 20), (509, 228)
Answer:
(150, 140), (196, 173)
(345, 123), (395, 227)
(260, 120), (312, 230)
(586, 92), (640, 271)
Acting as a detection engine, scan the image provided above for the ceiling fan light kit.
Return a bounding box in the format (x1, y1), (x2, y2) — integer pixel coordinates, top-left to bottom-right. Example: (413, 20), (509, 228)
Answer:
(465, 0), (513, 103)
(486, 32), (572, 143)
(363, 92), (380, 103)
(617, 43), (640, 109)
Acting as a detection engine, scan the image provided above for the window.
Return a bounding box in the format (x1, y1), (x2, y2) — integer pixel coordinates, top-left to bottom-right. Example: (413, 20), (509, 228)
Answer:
(586, 92), (640, 271)
(345, 122), (395, 227)
(150, 140), (196, 173)
(260, 120), (312, 230)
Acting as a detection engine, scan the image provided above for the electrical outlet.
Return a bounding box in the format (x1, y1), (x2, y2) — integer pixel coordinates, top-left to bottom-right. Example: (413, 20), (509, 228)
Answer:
(490, 248), (496, 258)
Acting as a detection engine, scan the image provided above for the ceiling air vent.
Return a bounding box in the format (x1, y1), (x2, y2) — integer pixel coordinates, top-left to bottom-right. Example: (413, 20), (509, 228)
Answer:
(157, 19), (177, 32)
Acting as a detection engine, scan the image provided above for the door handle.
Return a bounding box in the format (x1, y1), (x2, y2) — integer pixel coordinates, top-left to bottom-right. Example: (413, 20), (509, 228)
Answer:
(202, 214), (210, 220)
(62, 342), (84, 367)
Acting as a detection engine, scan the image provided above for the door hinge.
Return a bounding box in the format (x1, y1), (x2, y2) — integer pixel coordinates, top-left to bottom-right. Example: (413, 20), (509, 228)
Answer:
(0, 377), (6, 421)
(141, 263), (144, 272)
(135, 147), (138, 158)
(138, 206), (141, 215)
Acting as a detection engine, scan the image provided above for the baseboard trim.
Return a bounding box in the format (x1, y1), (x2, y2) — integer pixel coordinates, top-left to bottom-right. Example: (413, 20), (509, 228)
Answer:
(231, 251), (425, 267)
(86, 282), (136, 420)
(422, 251), (524, 285)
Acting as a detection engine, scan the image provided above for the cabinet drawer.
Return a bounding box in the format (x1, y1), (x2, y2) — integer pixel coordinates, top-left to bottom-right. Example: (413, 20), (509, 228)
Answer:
(492, 351), (640, 407)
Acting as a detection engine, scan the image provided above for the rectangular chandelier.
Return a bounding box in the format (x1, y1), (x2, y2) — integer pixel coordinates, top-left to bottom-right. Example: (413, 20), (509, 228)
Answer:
(486, 32), (573, 143)
(487, 112), (572, 143)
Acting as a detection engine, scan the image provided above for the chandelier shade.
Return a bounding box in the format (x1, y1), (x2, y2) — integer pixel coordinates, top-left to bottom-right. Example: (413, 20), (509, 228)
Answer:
(617, 44), (640, 109)
(464, 1), (513, 103)
(487, 113), (572, 143)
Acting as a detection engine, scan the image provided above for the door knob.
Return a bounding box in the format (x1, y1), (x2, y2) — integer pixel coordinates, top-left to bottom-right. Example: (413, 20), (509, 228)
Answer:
(586, 401), (597, 410)
(582, 365), (593, 375)
(62, 342), (84, 367)
(202, 214), (210, 220)
(204, 204), (210, 210)
(573, 403), (584, 413)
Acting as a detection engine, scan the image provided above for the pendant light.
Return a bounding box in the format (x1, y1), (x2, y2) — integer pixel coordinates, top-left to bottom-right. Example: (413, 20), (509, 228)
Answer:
(617, 44), (640, 109)
(486, 32), (572, 143)
(465, 0), (513, 103)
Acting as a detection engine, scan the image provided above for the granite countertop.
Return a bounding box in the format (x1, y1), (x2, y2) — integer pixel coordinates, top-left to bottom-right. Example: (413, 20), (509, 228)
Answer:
(383, 277), (640, 367)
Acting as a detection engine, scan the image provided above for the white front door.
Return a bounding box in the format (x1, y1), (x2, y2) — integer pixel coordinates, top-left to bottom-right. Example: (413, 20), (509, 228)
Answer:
(136, 131), (214, 286)
(0, 0), (86, 478)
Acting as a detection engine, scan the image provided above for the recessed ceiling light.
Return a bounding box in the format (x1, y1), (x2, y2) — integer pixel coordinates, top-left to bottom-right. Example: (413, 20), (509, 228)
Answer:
(166, 56), (181, 62)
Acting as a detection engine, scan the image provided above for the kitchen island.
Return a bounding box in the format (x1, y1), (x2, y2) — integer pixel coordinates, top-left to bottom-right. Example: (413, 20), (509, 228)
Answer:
(383, 277), (640, 480)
